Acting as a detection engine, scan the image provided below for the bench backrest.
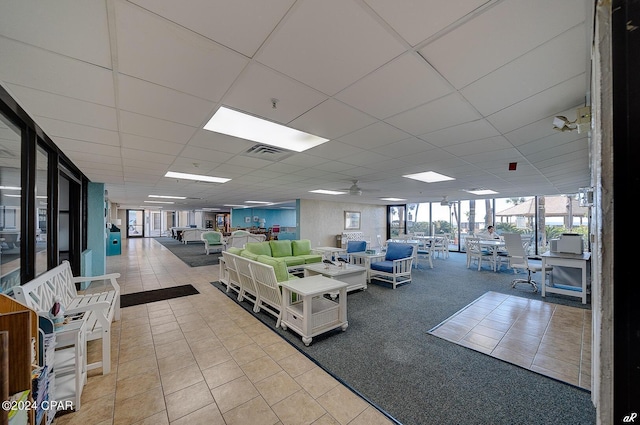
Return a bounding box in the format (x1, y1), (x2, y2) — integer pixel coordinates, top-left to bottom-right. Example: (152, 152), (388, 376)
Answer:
(12, 261), (78, 313)
(248, 260), (282, 309)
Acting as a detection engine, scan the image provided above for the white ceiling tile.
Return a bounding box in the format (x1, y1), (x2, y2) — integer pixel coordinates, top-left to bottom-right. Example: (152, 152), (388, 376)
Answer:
(371, 137), (435, 158)
(121, 134), (185, 155)
(461, 24), (588, 115)
(55, 138), (121, 158)
(222, 62), (328, 125)
(365, 0), (489, 46)
(337, 122), (413, 149)
(0, 0), (111, 68)
(179, 146), (235, 164)
(420, 0), (587, 88)
(290, 99), (377, 140)
(115, 1), (248, 102)
(486, 74), (586, 134)
(129, 0), (295, 57)
(34, 117), (120, 147)
(121, 148), (174, 165)
(119, 111), (196, 144)
(336, 53), (452, 119)
(256, 0), (406, 95)
(117, 75), (215, 127)
(0, 39), (115, 107)
(443, 136), (514, 157)
(385, 93), (481, 136)
(420, 120), (500, 148)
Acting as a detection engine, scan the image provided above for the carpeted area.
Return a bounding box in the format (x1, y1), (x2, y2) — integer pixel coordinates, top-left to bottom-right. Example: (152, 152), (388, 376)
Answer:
(154, 237), (221, 267)
(211, 252), (595, 425)
(120, 284), (200, 307)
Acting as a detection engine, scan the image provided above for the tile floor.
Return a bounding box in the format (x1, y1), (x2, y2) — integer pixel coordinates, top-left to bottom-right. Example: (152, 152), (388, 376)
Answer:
(54, 237), (395, 425)
(429, 291), (591, 390)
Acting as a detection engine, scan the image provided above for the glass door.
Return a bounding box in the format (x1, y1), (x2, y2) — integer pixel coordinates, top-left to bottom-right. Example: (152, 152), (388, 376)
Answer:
(388, 205), (406, 238)
(126, 209), (144, 238)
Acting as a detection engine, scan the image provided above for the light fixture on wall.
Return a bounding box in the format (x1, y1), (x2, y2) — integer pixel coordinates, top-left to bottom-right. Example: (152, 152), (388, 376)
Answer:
(552, 106), (591, 133)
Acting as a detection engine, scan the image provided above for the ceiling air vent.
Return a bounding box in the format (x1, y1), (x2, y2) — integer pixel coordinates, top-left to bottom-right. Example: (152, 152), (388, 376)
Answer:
(243, 144), (294, 161)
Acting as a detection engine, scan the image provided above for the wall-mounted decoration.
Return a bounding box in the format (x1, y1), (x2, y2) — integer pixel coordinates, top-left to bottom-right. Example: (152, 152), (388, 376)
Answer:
(344, 211), (361, 230)
(244, 216), (251, 223)
(253, 216), (260, 222)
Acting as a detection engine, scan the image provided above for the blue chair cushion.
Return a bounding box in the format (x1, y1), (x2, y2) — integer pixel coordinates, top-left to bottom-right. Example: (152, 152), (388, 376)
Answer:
(370, 260), (394, 273)
(385, 242), (413, 261)
(346, 240), (367, 253)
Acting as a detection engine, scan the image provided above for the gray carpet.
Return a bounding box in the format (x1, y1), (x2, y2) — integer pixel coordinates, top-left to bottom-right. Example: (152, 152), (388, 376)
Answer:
(154, 237), (221, 267)
(211, 253), (595, 425)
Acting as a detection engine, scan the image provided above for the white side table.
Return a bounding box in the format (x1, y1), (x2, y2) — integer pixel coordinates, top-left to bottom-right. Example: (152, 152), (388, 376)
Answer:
(54, 317), (87, 411)
(541, 251), (591, 304)
(349, 252), (385, 282)
(280, 275), (349, 346)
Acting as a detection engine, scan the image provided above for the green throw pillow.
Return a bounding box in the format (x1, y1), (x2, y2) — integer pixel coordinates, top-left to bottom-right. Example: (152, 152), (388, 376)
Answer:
(269, 240), (292, 257)
(227, 247), (243, 255)
(256, 255), (289, 282)
(240, 249), (259, 261)
(291, 239), (312, 256)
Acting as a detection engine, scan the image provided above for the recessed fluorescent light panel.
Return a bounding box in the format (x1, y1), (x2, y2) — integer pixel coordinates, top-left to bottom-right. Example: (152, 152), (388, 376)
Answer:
(465, 189), (499, 195)
(144, 200), (175, 204)
(0, 186), (21, 190)
(165, 171), (230, 183)
(224, 204), (250, 208)
(149, 195), (187, 200)
(244, 201), (271, 204)
(380, 197), (407, 202)
(204, 106), (329, 152)
(309, 189), (346, 195)
(403, 171), (455, 183)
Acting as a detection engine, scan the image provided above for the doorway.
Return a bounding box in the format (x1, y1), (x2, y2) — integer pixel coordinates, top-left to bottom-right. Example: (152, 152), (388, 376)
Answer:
(126, 209), (144, 238)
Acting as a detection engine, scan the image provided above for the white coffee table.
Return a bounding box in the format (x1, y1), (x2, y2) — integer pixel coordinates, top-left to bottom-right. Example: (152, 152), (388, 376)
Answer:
(302, 262), (367, 294)
(280, 275), (349, 346)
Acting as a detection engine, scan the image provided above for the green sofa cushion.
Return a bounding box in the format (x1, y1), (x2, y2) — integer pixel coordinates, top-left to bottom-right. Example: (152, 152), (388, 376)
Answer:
(269, 240), (292, 258)
(280, 256), (305, 267)
(256, 255), (289, 282)
(227, 247), (243, 255)
(240, 249), (259, 261)
(291, 239), (312, 256)
(298, 254), (322, 264)
(245, 241), (272, 256)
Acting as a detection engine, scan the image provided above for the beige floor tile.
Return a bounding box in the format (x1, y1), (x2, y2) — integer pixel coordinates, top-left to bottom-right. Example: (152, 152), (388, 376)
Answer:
(115, 369), (162, 401)
(230, 343), (268, 366)
(316, 385), (369, 425)
(165, 381), (215, 422)
(113, 387), (166, 425)
(272, 390), (326, 425)
(131, 410), (169, 425)
(263, 341), (299, 362)
(211, 376), (261, 414)
(348, 406), (396, 425)
(160, 363), (204, 395)
(255, 370), (303, 406)
(295, 367), (340, 399)
(170, 403), (225, 425)
(193, 346), (233, 370)
(157, 351), (197, 376)
(202, 359), (245, 390)
(222, 396), (280, 425)
(241, 355), (283, 383)
(277, 352), (316, 378)
(117, 356), (159, 381)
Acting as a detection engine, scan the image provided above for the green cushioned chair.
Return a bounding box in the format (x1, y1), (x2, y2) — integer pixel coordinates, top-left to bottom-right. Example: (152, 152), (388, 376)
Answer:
(201, 231), (224, 255)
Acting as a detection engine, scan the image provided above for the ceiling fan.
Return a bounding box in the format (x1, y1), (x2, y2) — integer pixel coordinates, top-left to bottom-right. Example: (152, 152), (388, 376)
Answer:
(440, 195), (452, 206)
(340, 180), (379, 196)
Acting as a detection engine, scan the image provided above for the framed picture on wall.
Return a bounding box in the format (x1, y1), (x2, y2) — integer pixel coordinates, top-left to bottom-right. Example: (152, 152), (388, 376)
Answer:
(253, 216), (260, 222)
(244, 216), (251, 223)
(344, 211), (361, 230)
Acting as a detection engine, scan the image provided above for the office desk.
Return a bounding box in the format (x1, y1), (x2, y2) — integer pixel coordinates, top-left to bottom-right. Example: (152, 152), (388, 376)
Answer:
(541, 251), (591, 304)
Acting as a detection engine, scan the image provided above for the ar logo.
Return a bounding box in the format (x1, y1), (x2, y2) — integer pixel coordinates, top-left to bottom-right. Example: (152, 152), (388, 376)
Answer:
(623, 412), (638, 423)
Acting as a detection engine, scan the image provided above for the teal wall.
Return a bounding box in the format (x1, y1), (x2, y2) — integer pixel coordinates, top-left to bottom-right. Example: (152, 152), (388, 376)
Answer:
(87, 183), (106, 277)
(230, 208), (296, 229)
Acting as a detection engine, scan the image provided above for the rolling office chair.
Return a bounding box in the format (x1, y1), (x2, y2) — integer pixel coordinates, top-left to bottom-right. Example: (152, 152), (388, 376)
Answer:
(503, 233), (552, 292)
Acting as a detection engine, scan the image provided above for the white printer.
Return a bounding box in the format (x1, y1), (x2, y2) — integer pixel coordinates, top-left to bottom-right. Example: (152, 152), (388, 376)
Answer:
(550, 233), (583, 255)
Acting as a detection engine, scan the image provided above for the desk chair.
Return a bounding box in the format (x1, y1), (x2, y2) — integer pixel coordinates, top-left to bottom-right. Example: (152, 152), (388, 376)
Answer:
(503, 233), (552, 292)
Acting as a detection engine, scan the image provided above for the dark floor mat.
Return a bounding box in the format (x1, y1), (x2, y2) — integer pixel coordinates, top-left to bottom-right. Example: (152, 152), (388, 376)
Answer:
(120, 284), (199, 308)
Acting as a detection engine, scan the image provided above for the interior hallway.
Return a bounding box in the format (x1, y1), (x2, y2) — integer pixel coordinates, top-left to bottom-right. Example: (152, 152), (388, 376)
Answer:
(54, 237), (395, 425)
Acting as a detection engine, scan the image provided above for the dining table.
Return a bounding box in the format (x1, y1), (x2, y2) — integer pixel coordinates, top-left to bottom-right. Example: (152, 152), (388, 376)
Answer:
(478, 239), (507, 272)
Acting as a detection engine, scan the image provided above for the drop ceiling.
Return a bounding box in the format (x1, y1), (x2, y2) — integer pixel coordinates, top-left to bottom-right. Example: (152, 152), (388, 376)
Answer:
(0, 0), (593, 210)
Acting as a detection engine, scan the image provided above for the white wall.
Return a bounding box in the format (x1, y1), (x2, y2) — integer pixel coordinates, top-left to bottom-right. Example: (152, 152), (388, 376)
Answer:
(299, 199), (386, 247)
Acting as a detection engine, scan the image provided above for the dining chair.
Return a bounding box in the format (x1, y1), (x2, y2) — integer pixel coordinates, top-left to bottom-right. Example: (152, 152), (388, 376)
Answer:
(465, 237), (493, 271)
(503, 233), (552, 292)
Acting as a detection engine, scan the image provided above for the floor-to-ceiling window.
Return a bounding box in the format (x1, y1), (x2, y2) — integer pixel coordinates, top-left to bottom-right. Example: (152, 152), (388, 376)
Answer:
(35, 145), (48, 276)
(0, 111), (21, 292)
(388, 205), (406, 237)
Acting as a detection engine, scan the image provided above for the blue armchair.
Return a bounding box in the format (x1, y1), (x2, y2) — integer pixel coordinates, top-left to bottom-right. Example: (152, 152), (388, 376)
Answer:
(369, 242), (414, 289)
(338, 240), (367, 262)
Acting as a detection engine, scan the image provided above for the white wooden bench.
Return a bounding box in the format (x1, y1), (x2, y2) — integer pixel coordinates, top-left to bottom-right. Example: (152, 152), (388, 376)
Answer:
(12, 261), (120, 374)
